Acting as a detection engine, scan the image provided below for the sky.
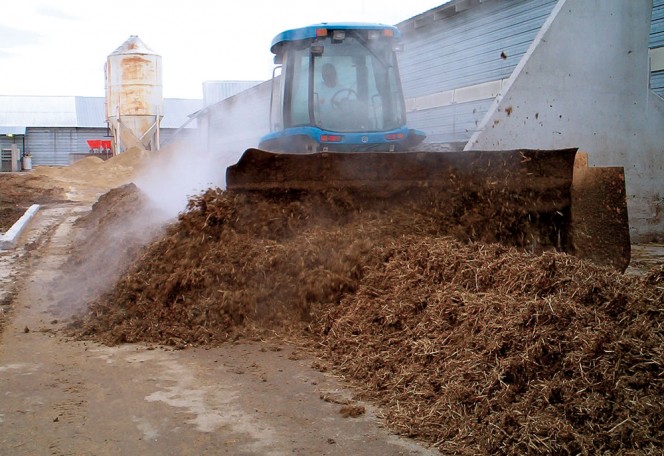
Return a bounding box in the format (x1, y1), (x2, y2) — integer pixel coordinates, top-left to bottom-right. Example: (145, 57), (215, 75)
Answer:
(1, 0), (447, 99)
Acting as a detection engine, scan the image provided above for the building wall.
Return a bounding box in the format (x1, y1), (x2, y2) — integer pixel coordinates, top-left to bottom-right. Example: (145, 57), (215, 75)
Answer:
(0, 136), (24, 155)
(467, 0), (664, 242)
(25, 127), (184, 166)
(27, 127), (110, 166)
(397, 0), (558, 144)
(653, 70), (664, 95)
(27, 128), (76, 166)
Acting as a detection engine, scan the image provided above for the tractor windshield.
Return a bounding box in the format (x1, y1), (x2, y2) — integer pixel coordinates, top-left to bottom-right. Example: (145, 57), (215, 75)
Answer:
(284, 32), (406, 133)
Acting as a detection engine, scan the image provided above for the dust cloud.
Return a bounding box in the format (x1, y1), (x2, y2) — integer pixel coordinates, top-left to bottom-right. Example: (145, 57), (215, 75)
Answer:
(47, 139), (228, 319)
(42, 79), (272, 319)
(133, 138), (226, 219)
(46, 183), (166, 320)
(135, 79), (272, 218)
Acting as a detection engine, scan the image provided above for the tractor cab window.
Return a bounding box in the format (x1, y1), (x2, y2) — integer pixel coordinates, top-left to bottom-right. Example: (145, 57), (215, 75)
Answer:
(281, 31), (405, 133)
(313, 57), (358, 131)
(284, 46), (311, 127)
(311, 32), (405, 133)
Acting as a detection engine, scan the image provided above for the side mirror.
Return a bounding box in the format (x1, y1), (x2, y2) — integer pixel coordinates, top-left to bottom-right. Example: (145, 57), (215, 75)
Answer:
(274, 54), (283, 64)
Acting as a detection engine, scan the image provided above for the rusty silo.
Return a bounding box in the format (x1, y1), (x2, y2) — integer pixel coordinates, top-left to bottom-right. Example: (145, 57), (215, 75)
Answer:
(105, 35), (163, 154)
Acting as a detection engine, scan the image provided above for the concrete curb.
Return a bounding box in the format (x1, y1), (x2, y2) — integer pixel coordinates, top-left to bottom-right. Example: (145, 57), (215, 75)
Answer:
(0, 204), (40, 250)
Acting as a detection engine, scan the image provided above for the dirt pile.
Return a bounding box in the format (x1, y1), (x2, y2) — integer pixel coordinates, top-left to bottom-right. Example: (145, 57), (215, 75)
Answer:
(0, 147), (154, 230)
(0, 173), (67, 205)
(31, 147), (154, 201)
(68, 187), (663, 454)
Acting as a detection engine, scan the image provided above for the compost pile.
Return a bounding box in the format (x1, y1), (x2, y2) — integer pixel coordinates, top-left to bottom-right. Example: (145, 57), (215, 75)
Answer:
(319, 240), (662, 454)
(69, 186), (663, 454)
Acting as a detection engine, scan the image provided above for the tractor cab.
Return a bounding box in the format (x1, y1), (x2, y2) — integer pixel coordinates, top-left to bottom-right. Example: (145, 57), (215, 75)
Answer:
(260, 23), (425, 153)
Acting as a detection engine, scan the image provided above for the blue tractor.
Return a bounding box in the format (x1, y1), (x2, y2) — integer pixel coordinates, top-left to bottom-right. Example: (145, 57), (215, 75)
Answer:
(258, 22), (425, 153)
(226, 23), (631, 271)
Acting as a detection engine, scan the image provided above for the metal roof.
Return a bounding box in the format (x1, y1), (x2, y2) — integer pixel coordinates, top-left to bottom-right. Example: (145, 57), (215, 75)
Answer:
(0, 96), (202, 129)
(75, 97), (106, 127)
(0, 126), (26, 135)
(0, 96), (77, 127)
(161, 98), (204, 128)
(397, 0), (472, 33)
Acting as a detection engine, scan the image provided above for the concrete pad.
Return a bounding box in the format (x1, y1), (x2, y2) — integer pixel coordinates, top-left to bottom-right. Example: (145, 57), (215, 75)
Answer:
(0, 204), (40, 250)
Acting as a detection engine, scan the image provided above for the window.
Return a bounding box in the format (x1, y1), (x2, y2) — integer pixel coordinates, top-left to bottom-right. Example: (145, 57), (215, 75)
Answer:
(282, 32), (406, 133)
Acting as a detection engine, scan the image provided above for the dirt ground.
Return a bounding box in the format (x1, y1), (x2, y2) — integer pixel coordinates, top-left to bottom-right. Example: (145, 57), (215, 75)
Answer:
(0, 156), (440, 455)
(0, 151), (662, 455)
(0, 205), (435, 455)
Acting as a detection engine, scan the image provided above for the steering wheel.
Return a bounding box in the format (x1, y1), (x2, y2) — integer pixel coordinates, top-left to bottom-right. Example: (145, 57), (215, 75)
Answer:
(331, 88), (358, 108)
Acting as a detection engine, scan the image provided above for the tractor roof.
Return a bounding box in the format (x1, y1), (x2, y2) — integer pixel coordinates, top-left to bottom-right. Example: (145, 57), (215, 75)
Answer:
(270, 22), (401, 54)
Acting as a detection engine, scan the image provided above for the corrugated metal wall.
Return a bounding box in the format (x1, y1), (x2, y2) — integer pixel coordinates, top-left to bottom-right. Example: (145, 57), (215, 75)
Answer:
(27, 128), (75, 166)
(158, 128), (194, 147)
(399, 0), (557, 96)
(651, 0), (664, 96)
(407, 98), (493, 147)
(652, 0), (664, 47)
(27, 128), (109, 166)
(652, 72), (664, 95)
(26, 127), (189, 166)
(397, 0), (558, 144)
